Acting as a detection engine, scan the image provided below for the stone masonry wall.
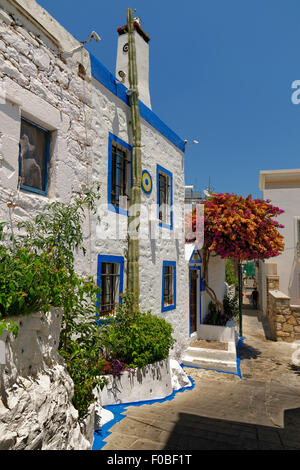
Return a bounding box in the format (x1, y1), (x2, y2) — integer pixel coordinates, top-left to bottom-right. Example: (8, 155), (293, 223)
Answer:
(269, 291), (300, 342)
(0, 309), (94, 450)
(0, 1), (96, 450)
(0, 0), (94, 277)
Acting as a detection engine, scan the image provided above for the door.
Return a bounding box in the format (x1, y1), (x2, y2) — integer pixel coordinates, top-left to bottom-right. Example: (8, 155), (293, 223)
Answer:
(190, 269), (197, 334)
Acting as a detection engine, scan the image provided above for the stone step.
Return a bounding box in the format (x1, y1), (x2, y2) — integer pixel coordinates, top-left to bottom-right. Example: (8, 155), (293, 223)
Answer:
(181, 339), (238, 373)
(181, 356), (237, 373)
(184, 345), (237, 362)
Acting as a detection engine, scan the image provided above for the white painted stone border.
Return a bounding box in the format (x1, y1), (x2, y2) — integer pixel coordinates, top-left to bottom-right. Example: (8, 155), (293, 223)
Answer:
(0, 339), (5, 365)
(95, 358), (172, 406)
(197, 320), (238, 344)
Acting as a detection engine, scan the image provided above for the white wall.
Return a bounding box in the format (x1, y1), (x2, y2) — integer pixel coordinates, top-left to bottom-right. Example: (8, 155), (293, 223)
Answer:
(201, 256), (226, 323)
(263, 187), (300, 304)
(0, 0), (194, 360)
(91, 78), (190, 358)
(116, 29), (151, 109)
(0, 309), (94, 450)
(0, 0), (95, 281)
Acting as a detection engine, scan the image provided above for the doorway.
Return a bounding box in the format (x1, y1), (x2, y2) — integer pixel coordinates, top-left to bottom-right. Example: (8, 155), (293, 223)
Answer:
(190, 268), (200, 335)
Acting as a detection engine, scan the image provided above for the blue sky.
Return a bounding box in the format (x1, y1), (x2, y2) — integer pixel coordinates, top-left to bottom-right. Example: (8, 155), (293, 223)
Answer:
(38, 0), (300, 199)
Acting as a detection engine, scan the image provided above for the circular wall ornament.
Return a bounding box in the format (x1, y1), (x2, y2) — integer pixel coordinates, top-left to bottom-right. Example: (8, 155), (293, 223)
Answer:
(141, 170), (152, 194)
(123, 43), (129, 53)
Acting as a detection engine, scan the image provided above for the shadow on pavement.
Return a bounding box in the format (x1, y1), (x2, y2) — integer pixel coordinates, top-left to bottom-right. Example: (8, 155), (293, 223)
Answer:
(164, 407), (300, 450)
(289, 364), (300, 376)
(238, 341), (261, 360)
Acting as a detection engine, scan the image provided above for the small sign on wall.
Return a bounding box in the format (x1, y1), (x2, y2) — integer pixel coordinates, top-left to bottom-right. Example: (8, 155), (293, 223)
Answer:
(0, 340), (5, 365)
(141, 170), (152, 194)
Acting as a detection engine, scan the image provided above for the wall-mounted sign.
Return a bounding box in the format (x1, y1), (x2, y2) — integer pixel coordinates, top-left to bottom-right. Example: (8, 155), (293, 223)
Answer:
(141, 170), (152, 194)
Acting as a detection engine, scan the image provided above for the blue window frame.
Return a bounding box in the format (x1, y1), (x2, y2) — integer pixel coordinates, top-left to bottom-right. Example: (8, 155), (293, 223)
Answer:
(161, 261), (176, 312)
(157, 164), (173, 230)
(108, 132), (132, 216)
(19, 118), (50, 196)
(96, 255), (124, 319)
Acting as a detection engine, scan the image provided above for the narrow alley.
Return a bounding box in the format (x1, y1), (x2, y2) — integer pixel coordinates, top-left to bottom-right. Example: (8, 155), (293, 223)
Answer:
(101, 309), (300, 450)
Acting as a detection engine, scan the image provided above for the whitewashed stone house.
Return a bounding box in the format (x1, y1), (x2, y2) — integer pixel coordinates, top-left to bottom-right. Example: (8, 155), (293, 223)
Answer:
(0, 0), (227, 360)
(0, 0), (192, 358)
(89, 21), (191, 357)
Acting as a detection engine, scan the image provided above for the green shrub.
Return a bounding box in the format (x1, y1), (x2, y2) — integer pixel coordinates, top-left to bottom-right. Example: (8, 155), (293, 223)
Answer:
(225, 258), (238, 288)
(97, 295), (176, 369)
(223, 293), (239, 319)
(0, 186), (108, 419)
(204, 294), (238, 326)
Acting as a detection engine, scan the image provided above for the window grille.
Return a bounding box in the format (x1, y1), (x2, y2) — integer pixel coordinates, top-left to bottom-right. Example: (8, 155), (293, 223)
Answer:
(159, 171), (171, 224)
(163, 265), (174, 307)
(100, 262), (120, 316)
(110, 142), (131, 209)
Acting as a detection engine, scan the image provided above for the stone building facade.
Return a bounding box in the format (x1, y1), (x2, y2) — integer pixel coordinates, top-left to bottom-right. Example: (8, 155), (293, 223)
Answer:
(0, 309), (94, 450)
(0, 0), (230, 450)
(0, 0), (225, 358)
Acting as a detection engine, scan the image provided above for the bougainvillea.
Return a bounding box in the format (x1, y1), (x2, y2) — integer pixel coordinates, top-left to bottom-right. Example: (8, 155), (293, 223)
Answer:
(186, 192), (285, 311)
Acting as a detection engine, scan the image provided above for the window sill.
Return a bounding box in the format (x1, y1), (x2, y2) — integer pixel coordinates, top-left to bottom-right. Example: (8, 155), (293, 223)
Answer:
(162, 303), (176, 312)
(158, 221), (173, 230)
(20, 185), (48, 197)
(96, 315), (115, 327)
(108, 203), (128, 216)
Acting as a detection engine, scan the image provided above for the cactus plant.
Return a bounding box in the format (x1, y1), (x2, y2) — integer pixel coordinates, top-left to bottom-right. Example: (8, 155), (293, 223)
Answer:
(126, 8), (142, 310)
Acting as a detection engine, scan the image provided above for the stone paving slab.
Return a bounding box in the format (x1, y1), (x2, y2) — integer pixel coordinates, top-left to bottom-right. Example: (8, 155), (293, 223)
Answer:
(102, 310), (300, 450)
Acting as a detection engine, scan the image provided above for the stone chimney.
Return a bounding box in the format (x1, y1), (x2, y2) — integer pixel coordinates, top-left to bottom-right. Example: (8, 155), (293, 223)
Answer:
(116, 18), (151, 109)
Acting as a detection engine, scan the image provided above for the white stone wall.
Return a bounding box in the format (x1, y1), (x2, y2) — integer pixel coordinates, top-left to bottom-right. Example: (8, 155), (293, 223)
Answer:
(0, 309), (94, 450)
(201, 256), (226, 322)
(263, 187), (300, 305)
(0, 0), (96, 450)
(91, 78), (190, 359)
(96, 359), (172, 406)
(0, 0), (93, 277)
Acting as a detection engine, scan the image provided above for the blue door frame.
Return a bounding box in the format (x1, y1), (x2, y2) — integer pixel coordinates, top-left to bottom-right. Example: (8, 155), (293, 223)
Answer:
(189, 265), (202, 336)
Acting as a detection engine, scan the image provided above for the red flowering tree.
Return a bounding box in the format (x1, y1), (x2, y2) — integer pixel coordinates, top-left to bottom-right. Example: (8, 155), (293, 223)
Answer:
(186, 193), (285, 312)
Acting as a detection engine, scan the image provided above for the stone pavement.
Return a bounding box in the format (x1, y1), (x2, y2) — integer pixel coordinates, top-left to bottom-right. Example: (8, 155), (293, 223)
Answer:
(102, 309), (300, 450)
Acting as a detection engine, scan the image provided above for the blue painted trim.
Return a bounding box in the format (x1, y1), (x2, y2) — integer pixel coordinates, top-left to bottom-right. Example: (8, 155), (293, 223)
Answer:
(90, 53), (185, 153)
(189, 265), (202, 334)
(90, 53), (129, 104)
(139, 100), (185, 153)
(189, 247), (202, 263)
(161, 260), (176, 312)
(189, 269), (191, 336)
(107, 133), (132, 216)
(156, 164), (173, 230)
(92, 377), (195, 451)
(197, 266), (202, 325)
(19, 117), (50, 196)
(236, 336), (245, 379)
(96, 254), (124, 318)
